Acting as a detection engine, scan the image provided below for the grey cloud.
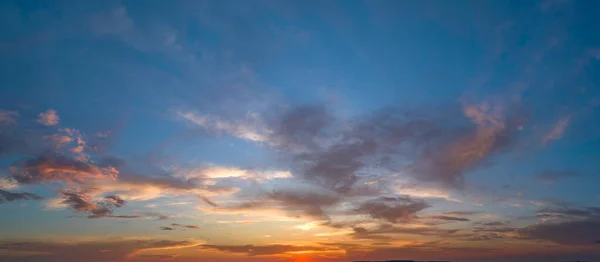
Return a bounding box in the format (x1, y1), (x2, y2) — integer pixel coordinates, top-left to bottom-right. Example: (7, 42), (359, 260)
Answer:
(536, 206), (600, 220)
(171, 223), (200, 229)
(159, 227), (174, 231)
(199, 196), (218, 207)
(0, 189), (43, 204)
(481, 221), (508, 226)
(520, 219), (600, 245)
(444, 211), (482, 216)
(135, 211), (171, 220)
(270, 105), (333, 151)
(60, 190), (131, 219)
(267, 187), (340, 219)
(473, 227), (517, 233)
(354, 196), (429, 223)
(351, 223), (459, 240)
(104, 195), (125, 207)
(429, 215), (470, 222)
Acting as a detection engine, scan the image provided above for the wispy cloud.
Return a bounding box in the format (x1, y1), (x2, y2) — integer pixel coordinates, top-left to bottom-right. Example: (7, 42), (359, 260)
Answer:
(0, 110), (18, 125)
(542, 115), (571, 145)
(177, 110), (272, 143)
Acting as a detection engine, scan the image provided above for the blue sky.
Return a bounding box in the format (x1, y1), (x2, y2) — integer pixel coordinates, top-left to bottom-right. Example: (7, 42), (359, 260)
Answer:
(1, 0), (600, 261)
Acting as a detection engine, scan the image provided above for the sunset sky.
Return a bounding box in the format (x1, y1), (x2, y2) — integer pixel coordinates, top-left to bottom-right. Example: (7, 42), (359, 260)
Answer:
(1, 0), (600, 262)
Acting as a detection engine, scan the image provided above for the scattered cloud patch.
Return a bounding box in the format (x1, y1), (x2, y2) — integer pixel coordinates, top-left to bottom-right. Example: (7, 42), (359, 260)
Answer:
(37, 109), (60, 126)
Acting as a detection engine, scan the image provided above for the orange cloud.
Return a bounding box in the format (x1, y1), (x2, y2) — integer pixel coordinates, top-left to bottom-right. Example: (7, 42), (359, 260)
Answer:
(10, 155), (118, 184)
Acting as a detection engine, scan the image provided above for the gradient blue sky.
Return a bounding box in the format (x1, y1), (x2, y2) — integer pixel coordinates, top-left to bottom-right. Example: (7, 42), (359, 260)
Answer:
(1, 0), (600, 261)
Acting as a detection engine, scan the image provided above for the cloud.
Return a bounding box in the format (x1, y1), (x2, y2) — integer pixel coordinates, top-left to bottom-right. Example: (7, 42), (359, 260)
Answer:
(0, 110), (18, 125)
(535, 206), (600, 221)
(44, 133), (73, 148)
(266, 187), (340, 219)
(542, 115), (571, 144)
(350, 223), (458, 240)
(414, 102), (524, 187)
(0, 189), (42, 204)
(10, 155), (119, 184)
(443, 211), (482, 216)
(520, 219), (600, 245)
(177, 111), (272, 143)
(159, 227), (174, 231)
(200, 244), (339, 256)
(171, 223), (200, 229)
(60, 189), (132, 219)
(481, 221), (509, 226)
(37, 109), (60, 126)
(354, 196), (429, 223)
(187, 165), (292, 181)
(134, 211), (171, 220)
(428, 215), (470, 222)
(0, 238), (203, 261)
(537, 170), (582, 183)
(199, 196), (218, 207)
(199, 184), (341, 221)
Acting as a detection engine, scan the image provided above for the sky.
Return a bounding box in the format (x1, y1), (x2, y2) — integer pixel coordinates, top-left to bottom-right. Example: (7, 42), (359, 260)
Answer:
(1, 0), (600, 261)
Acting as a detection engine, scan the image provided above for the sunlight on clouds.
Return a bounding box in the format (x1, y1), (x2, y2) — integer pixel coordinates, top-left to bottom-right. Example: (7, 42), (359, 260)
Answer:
(314, 230), (353, 237)
(43, 197), (68, 210)
(395, 180), (462, 202)
(179, 165), (292, 181)
(295, 222), (320, 231)
(0, 178), (18, 189)
(176, 110), (273, 143)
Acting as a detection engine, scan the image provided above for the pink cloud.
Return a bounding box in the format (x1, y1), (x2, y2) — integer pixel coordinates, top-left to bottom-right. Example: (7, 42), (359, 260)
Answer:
(37, 109), (60, 126)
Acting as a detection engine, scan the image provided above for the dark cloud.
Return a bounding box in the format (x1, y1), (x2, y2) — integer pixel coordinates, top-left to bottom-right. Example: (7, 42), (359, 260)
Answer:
(462, 233), (504, 241)
(443, 211), (482, 216)
(60, 190), (131, 219)
(267, 187), (340, 219)
(480, 221), (508, 226)
(104, 195), (125, 207)
(171, 223), (200, 229)
(429, 215), (470, 222)
(159, 227), (174, 231)
(200, 244), (337, 256)
(354, 196), (429, 223)
(351, 223), (458, 240)
(265, 102), (526, 197)
(135, 211), (171, 220)
(11, 155), (118, 184)
(536, 206), (600, 220)
(473, 227), (517, 234)
(270, 105), (333, 151)
(0, 189), (43, 203)
(199, 196), (218, 207)
(537, 170), (583, 183)
(412, 103), (526, 188)
(520, 219), (600, 245)
(0, 239), (199, 261)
